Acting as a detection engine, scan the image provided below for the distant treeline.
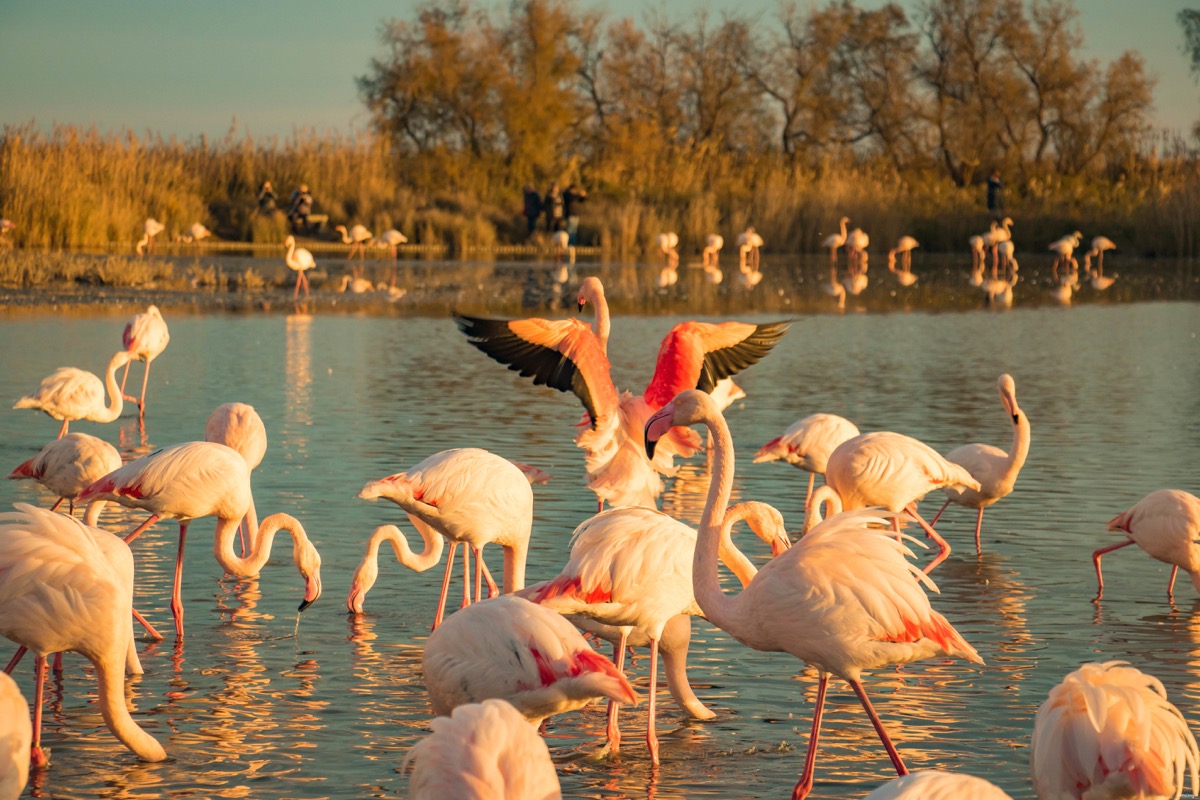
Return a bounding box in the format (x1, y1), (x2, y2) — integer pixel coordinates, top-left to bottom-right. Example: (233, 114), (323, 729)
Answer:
(1, 0), (1198, 257)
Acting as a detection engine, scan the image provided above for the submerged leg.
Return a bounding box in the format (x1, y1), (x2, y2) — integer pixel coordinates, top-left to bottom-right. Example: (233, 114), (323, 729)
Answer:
(907, 504), (951, 574)
(606, 630), (628, 754)
(30, 656), (49, 769)
(646, 638), (661, 766)
(791, 673), (830, 800)
(171, 523), (188, 638)
(848, 678), (909, 777)
(974, 508), (985, 553)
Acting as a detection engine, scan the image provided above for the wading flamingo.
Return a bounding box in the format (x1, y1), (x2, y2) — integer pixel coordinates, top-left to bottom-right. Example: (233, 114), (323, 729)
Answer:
(1082, 251), (1117, 291)
(76, 441), (323, 638)
(204, 402), (267, 554)
(864, 771), (1014, 799)
(376, 229), (407, 286)
(338, 274), (375, 293)
(990, 217), (1013, 278)
(1031, 661), (1199, 799)
(119, 305), (170, 416)
(845, 227), (870, 276)
(552, 230), (575, 267)
(521, 501), (790, 763)
(1093, 489), (1200, 602)
(645, 390), (982, 798)
(9, 433), (122, 515)
(403, 699), (562, 800)
(702, 234), (724, 269)
(737, 227), (763, 271)
(335, 223), (374, 262)
(283, 235), (315, 300)
(753, 413), (861, 511)
(454, 285), (788, 509)
(0, 671), (31, 799)
(887, 236), (919, 286)
(0, 504), (167, 765)
(422, 595), (637, 724)
(354, 448), (531, 630)
(135, 218), (165, 255)
(821, 217), (850, 266)
(13, 351), (132, 439)
(803, 431), (982, 574)
(178, 222), (211, 244)
(929, 374), (1030, 552)
(656, 232), (680, 287)
(1086, 235), (1116, 273)
(968, 234), (986, 278)
(1049, 231), (1082, 276)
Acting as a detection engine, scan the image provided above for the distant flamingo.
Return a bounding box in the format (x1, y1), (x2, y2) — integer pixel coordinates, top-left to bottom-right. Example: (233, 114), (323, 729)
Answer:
(804, 431), (982, 573)
(702, 234), (724, 269)
(335, 223), (374, 262)
(76, 441), (323, 638)
(753, 413), (861, 510)
(1049, 231), (1082, 276)
(845, 227), (870, 275)
(0, 219), (15, 238)
(0, 671), (30, 799)
(8, 433), (122, 515)
(338, 274), (375, 293)
(12, 350), (132, 439)
(645, 390), (983, 798)
(178, 222), (212, 244)
(821, 217), (850, 266)
(1031, 661), (1199, 799)
(1082, 251), (1116, 291)
(929, 374), (1030, 552)
(1093, 489), (1200, 601)
(864, 771), (1014, 799)
(656, 232), (680, 286)
(283, 235), (315, 300)
(135, 218), (165, 255)
(422, 595), (637, 724)
(204, 402), (267, 554)
(551, 230), (575, 268)
(0, 504), (167, 765)
(887, 236), (918, 286)
(455, 288), (788, 509)
(377, 228), (406, 260)
(968, 234), (986, 276)
(989, 217), (1013, 278)
(119, 305), (170, 416)
(738, 227), (763, 271)
(354, 448), (531, 630)
(403, 698), (562, 800)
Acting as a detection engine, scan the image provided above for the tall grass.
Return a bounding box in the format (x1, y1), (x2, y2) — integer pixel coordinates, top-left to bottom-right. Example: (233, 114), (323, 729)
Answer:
(1, 123), (1197, 258)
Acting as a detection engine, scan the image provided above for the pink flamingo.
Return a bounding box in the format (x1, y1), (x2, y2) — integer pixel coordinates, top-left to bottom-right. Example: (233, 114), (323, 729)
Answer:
(887, 236), (919, 286)
(821, 216), (850, 266)
(645, 390), (983, 798)
(422, 595), (637, 724)
(702, 233), (724, 269)
(119, 305), (170, 417)
(1093, 489), (1200, 601)
(9, 433), (122, 515)
(1031, 661), (1199, 798)
(802, 431), (981, 573)
(12, 351), (132, 439)
(335, 223), (374, 262)
(929, 374), (1030, 552)
(0, 504), (167, 766)
(135, 218), (165, 256)
(76, 441), (323, 638)
(0, 671), (31, 797)
(864, 771), (1013, 799)
(283, 235), (315, 300)
(354, 448), (531, 631)
(753, 413), (861, 511)
(455, 280), (788, 509)
(204, 402), (267, 554)
(403, 698), (562, 799)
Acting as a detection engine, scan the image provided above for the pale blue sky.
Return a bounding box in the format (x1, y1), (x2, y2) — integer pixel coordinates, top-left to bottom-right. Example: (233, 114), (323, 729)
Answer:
(0, 0), (1194, 141)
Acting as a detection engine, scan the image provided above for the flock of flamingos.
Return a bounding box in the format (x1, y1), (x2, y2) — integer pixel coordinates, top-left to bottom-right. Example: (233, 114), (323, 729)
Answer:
(0, 266), (1195, 800)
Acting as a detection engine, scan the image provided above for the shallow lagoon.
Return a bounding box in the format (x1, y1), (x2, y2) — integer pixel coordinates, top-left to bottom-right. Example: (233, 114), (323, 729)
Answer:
(2, 259), (1199, 798)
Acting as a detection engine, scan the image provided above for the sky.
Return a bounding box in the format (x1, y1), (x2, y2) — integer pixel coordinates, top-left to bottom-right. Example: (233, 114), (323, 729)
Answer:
(0, 0), (1195, 142)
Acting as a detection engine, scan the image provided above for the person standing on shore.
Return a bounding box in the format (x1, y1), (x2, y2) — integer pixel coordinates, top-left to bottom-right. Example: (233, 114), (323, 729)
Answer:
(987, 169), (1004, 218)
(288, 184), (314, 234)
(563, 183), (587, 246)
(522, 184), (542, 239)
(257, 181), (278, 216)
(543, 182), (564, 232)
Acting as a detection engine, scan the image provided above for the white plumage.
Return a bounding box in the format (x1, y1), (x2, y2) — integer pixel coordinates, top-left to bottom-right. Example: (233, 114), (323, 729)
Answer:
(0, 671), (31, 800)
(865, 771), (1014, 799)
(8, 432), (122, 514)
(1094, 489), (1200, 600)
(12, 350), (132, 438)
(753, 413), (860, 509)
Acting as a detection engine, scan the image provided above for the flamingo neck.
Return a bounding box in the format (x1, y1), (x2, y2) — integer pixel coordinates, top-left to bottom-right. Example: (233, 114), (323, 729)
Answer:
(839, 218), (848, 241)
(502, 539), (527, 594)
(592, 293), (611, 354)
(99, 352), (127, 423)
(803, 485), (843, 533)
(717, 504), (771, 588)
(692, 405), (740, 630)
(212, 512), (308, 579)
(376, 520), (444, 572)
(94, 655), (166, 761)
(1002, 409), (1031, 487)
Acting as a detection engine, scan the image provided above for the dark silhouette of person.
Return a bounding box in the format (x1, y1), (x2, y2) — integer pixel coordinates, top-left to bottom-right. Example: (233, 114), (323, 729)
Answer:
(522, 184), (542, 238)
(288, 184), (314, 234)
(564, 183), (588, 245)
(257, 181), (278, 216)
(987, 169), (1004, 217)
(543, 182), (565, 232)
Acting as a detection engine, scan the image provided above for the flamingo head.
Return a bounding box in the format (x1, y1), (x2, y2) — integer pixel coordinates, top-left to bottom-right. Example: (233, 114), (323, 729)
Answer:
(284, 235), (296, 249)
(8, 457), (37, 480)
(296, 539), (323, 612)
(645, 390), (714, 459)
(997, 374), (1021, 424)
(577, 276), (604, 312)
(752, 436), (791, 464)
(358, 473), (416, 506)
(346, 556), (379, 614)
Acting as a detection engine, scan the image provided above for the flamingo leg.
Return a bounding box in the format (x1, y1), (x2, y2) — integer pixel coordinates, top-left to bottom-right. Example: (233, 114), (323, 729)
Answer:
(1092, 540), (1135, 599)
(30, 656), (49, 769)
(56, 419), (69, 439)
(137, 361), (152, 416)
(432, 542), (458, 631)
(906, 504), (951, 574)
(606, 631), (628, 754)
(51, 652), (63, 672)
(804, 472), (816, 513)
(132, 607), (164, 641)
(1168, 565), (1179, 601)
(791, 672), (829, 800)
(974, 508), (985, 553)
(49, 498), (64, 513)
(4, 646), (27, 674)
(646, 638), (660, 766)
(848, 678), (908, 777)
(123, 513), (161, 544)
(170, 523), (188, 638)
(473, 546), (483, 603)
(929, 498), (952, 527)
(238, 518), (248, 558)
(120, 359), (133, 394)
(459, 546), (471, 610)
(480, 555), (499, 599)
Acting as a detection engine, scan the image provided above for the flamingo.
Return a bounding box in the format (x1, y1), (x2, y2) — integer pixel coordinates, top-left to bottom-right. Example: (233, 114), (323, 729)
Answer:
(738, 227), (763, 271)
(0, 219), (15, 238)
(0, 671), (30, 799)
(1082, 251), (1117, 291)
(1093, 489), (1200, 602)
(753, 413), (861, 511)
(1030, 661), (1199, 799)
(76, 441), (323, 638)
(845, 227), (870, 276)
(520, 501), (790, 763)
(644, 390), (983, 798)
(403, 698), (562, 800)
(887, 235), (919, 283)
(135, 218), (165, 255)
(864, 771), (1014, 799)
(353, 448), (531, 631)
(656, 232), (680, 287)
(968, 234), (986, 277)
(376, 228), (406, 260)
(204, 402), (267, 554)
(454, 284), (788, 509)
(422, 595), (637, 724)
(1049, 231), (1082, 276)
(990, 217), (1014, 278)
(929, 374), (1030, 552)
(803, 431), (982, 574)
(0, 504), (168, 765)
(12, 350), (132, 439)
(335, 223), (374, 261)
(8, 433), (122, 516)
(283, 235), (315, 300)
(821, 217), (850, 266)
(1087, 235), (1116, 277)
(551, 230), (575, 267)
(338, 274), (375, 293)
(178, 222), (211, 244)
(702, 233), (724, 269)
(119, 305), (170, 416)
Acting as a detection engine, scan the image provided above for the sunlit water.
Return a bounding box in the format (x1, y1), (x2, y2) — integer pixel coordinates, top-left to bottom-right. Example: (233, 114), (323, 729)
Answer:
(1, 264), (1199, 798)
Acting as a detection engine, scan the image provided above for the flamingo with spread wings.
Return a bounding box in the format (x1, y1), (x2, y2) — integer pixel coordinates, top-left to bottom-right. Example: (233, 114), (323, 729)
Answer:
(454, 280), (789, 508)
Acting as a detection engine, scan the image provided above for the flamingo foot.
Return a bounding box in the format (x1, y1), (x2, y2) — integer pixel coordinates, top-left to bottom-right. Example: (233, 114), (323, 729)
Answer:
(30, 744), (49, 770)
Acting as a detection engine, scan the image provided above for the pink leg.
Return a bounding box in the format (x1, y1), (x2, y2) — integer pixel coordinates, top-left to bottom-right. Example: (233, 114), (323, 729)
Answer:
(479, 554), (499, 599)
(906, 504), (951, 574)
(974, 508), (985, 553)
(4, 646), (27, 674)
(432, 543), (458, 630)
(120, 360), (132, 394)
(170, 523), (189, 638)
(929, 498), (952, 527)
(30, 656), (49, 769)
(606, 631), (628, 753)
(473, 546), (483, 603)
(123, 513), (161, 544)
(56, 419), (69, 439)
(459, 546), (471, 610)
(848, 678), (909, 777)
(51, 652), (63, 672)
(49, 498), (64, 513)
(791, 672), (829, 800)
(1168, 565), (1180, 600)
(238, 518), (248, 558)
(132, 607), (164, 641)
(1092, 540), (1135, 599)
(137, 361), (152, 416)
(804, 473), (816, 513)
(646, 638), (660, 765)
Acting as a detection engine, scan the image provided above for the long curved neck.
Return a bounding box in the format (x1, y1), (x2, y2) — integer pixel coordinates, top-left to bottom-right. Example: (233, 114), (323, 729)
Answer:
(374, 520), (444, 571)
(839, 218), (847, 240)
(1002, 409), (1031, 485)
(213, 512), (309, 578)
(94, 654), (166, 760)
(592, 292), (611, 354)
(803, 485), (842, 533)
(718, 504), (776, 588)
(285, 239), (298, 268)
(692, 406), (741, 630)
(98, 353), (127, 422)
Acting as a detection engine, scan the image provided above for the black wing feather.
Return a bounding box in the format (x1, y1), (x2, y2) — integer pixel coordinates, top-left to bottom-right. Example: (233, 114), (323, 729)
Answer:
(696, 321), (792, 393)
